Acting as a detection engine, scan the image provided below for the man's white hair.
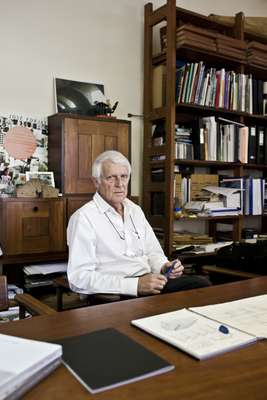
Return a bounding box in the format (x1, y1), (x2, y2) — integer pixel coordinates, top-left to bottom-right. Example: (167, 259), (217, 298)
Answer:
(92, 150), (131, 181)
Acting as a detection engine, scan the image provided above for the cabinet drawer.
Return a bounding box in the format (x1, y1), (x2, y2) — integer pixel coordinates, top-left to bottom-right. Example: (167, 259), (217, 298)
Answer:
(0, 199), (66, 255)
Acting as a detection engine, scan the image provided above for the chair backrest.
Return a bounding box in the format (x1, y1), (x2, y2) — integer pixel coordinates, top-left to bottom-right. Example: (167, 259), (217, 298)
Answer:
(0, 276), (9, 311)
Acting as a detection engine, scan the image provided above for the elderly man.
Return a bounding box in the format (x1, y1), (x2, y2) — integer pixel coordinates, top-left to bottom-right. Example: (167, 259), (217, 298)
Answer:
(67, 150), (210, 297)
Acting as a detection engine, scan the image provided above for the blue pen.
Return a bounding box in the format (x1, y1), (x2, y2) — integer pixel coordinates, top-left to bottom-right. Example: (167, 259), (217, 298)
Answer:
(219, 325), (229, 334)
(164, 260), (177, 278)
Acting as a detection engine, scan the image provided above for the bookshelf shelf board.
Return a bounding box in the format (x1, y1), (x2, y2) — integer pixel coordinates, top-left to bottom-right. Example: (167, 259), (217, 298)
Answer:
(150, 104), (267, 123)
(149, 145), (166, 156)
(174, 159), (267, 169)
(177, 215), (241, 221)
(150, 107), (166, 121)
(150, 160), (166, 168)
(153, 50), (246, 69)
(176, 103), (267, 120)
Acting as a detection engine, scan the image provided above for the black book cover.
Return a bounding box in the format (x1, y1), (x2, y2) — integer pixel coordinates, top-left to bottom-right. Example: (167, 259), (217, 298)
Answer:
(56, 328), (174, 394)
(256, 126), (265, 164)
(248, 126), (257, 164)
(192, 118), (205, 160)
(257, 80), (263, 114)
(252, 78), (258, 114)
(264, 127), (267, 164)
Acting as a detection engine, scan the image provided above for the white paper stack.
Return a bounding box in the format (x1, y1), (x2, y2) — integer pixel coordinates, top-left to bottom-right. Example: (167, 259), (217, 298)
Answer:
(0, 334), (62, 400)
(23, 262), (67, 276)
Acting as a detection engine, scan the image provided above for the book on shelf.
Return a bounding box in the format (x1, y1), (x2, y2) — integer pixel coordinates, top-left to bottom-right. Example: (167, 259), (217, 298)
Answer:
(55, 328), (174, 394)
(248, 126), (257, 163)
(132, 305), (258, 361)
(0, 334), (62, 400)
(152, 65), (166, 109)
(243, 177), (265, 216)
(174, 60), (266, 116)
(256, 126), (265, 164)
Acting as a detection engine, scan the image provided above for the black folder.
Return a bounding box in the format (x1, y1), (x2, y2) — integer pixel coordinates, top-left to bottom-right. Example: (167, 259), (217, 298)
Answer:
(56, 328), (174, 394)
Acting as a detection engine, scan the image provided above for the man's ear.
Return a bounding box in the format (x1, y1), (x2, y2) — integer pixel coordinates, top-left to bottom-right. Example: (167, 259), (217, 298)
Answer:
(90, 176), (99, 189)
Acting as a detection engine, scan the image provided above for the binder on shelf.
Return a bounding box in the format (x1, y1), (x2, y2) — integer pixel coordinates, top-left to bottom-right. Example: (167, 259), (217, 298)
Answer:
(248, 126), (257, 163)
(256, 126), (265, 165)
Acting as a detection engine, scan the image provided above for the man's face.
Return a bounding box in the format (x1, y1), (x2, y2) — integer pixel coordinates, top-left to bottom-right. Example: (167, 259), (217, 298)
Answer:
(95, 161), (129, 208)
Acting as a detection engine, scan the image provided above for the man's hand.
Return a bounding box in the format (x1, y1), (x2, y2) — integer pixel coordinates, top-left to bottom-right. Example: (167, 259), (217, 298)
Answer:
(161, 259), (184, 279)
(137, 273), (167, 296)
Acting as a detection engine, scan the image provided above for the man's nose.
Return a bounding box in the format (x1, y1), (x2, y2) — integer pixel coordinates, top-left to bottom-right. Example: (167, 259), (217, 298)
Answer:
(114, 176), (124, 185)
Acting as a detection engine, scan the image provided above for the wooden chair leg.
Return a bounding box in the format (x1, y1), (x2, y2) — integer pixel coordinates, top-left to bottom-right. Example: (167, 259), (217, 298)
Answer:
(19, 305), (26, 319)
(56, 286), (63, 311)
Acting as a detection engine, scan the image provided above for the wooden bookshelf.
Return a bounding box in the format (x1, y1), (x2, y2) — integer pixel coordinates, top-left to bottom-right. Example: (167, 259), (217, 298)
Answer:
(143, 0), (267, 257)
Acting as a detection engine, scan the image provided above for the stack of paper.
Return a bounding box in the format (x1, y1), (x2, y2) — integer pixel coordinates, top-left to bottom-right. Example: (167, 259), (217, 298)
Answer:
(0, 334), (62, 399)
(23, 262), (67, 276)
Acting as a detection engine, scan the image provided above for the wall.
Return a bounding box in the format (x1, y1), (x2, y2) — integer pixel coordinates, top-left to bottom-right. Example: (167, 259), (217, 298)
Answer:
(0, 0), (265, 195)
(0, 0), (144, 195)
(151, 0), (266, 16)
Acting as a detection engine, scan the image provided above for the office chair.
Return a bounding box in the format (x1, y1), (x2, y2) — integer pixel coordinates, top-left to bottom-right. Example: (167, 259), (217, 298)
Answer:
(0, 275), (56, 319)
(53, 275), (122, 311)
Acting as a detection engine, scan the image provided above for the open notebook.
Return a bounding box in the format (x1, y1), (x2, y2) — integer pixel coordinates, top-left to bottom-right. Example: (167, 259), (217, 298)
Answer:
(132, 294), (267, 360)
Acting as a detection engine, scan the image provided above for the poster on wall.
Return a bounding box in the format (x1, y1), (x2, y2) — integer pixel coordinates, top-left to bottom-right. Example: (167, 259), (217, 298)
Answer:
(0, 115), (48, 188)
(54, 77), (106, 116)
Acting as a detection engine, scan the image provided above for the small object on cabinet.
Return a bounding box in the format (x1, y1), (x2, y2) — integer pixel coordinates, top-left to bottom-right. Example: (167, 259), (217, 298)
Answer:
(16, 178), (59, 198)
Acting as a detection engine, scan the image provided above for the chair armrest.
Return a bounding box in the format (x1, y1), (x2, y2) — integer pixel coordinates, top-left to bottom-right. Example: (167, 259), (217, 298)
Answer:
(15, 293), (56, 317)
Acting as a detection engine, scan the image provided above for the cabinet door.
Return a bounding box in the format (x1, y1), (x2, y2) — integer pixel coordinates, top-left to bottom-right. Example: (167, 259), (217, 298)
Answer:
(64, 118), (129, 194)
(4, 200), (66, 255)
(67, 196), (92, 221)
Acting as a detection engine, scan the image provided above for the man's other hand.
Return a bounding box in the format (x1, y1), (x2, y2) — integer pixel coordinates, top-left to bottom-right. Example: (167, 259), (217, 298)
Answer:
(161, 259), (184, 279)
(137, 273), (167, 295)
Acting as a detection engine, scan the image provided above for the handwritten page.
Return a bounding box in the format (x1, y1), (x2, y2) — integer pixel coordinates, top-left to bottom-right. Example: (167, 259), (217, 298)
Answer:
(132, 309), (256, 360)
(189, 294), (267, 339)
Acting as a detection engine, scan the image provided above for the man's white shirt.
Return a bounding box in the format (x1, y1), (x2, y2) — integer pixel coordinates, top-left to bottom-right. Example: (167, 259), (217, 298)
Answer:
(67, 192), (167, 296)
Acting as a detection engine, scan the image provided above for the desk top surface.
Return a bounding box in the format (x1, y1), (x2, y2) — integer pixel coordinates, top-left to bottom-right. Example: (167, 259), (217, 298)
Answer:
(1, 277), (267, 400)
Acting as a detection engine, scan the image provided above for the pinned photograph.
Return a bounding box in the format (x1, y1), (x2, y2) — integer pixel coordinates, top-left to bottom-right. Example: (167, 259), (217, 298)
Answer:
(26, 171), (55, 187)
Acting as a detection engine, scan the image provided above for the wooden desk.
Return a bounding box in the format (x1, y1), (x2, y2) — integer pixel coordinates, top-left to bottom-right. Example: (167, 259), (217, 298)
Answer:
(1, 278), (267, 400)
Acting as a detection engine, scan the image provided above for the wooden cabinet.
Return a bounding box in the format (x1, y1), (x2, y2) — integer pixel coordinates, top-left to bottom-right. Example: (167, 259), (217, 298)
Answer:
(48, 114), (131, 194)
(0, 198), (66, 256)
(66, 195), (92, 221)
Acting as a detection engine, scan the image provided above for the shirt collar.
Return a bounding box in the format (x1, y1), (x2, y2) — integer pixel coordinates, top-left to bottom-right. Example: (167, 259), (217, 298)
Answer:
(93, 191), (129, 215)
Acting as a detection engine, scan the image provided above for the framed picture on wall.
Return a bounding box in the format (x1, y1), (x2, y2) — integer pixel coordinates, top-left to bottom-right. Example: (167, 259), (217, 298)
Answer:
(54, 77), (106, 116)
(26, 171), (55, 187)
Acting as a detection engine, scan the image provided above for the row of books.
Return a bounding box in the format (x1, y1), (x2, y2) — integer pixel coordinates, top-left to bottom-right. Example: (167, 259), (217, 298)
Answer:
(152, 118), (267, 165)
(192, 117), (267, 164)
(175, 61), (266, 114)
